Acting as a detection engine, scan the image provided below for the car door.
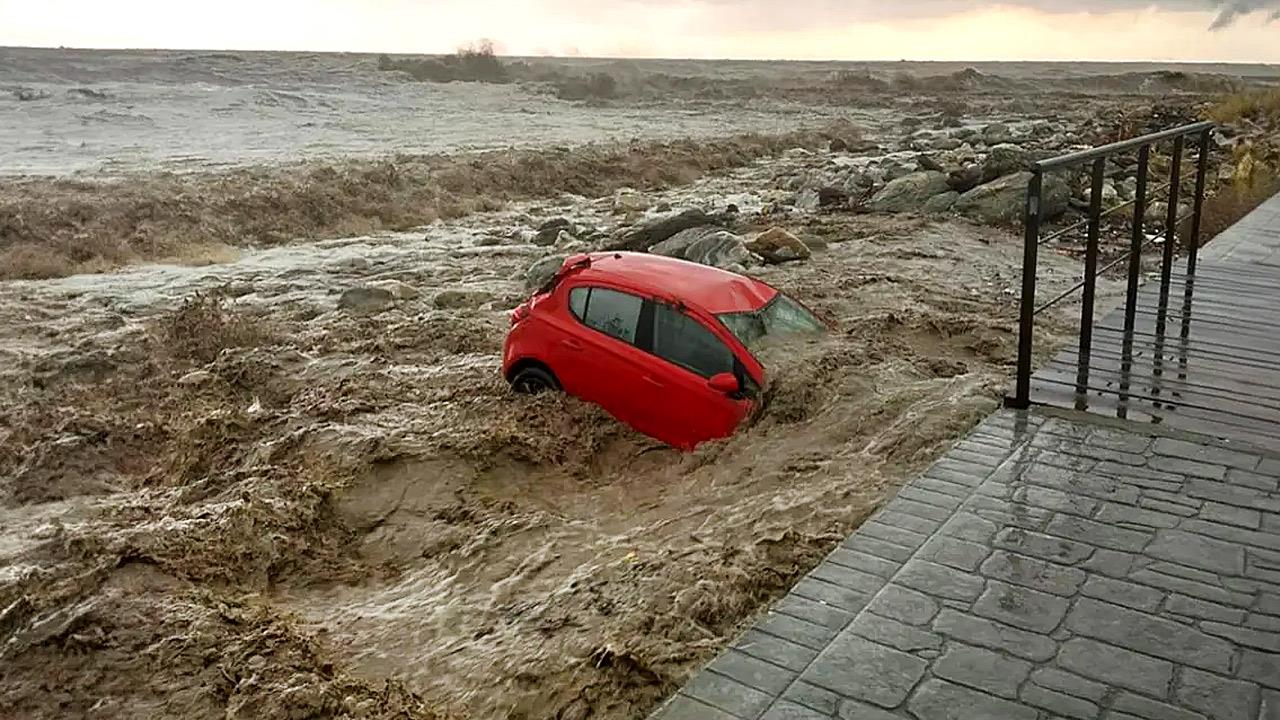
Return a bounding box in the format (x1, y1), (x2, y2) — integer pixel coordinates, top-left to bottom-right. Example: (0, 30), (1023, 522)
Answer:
(646, 301), (755, 449)
(550, 284), (657, 435)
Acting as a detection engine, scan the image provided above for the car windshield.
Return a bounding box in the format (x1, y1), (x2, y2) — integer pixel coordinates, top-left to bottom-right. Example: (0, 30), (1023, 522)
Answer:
(717, 294), (825, 351)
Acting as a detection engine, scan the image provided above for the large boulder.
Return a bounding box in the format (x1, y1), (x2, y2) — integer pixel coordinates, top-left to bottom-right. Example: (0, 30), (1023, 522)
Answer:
(818, 186), (849, 208)
(608, 208), (722, 251)
(922, 192), (959, 214)
(947, 165), (984, 193)
(954, 172), (1070, 225)
(980, 144), (1030, 183)
(523, 255), (567, 291)
(682, 231), (753, 272)
(649, 226), (718, 258)
(868, 171), (950, 213)
(533, 217), (574, 246)
(747, 227), (811, 264)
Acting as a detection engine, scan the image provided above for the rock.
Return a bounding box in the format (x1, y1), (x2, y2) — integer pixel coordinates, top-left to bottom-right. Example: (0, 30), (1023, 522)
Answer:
(1118, 177), (1138, 201)
(948, 165), (984, 193)
(178, 370), (216, 387)
(533, 218), (574, 247)
(338, 286), (396, 313)
(682, 231), (753, 271)
(1147, 202), (1187, 225)
(829, 137), (850, 152)
(922, 192), (960, 214)
(649, 226), (718, 258)
(475, 235), (503, 247)
(795, 188), (821, 210)
(524, 255), (568, 291)
(883, 162), (916, 182)
(538, 217), (573, 233)
(747, 227), (811, 264)
(869, 171), (950, 213)
(981, 144), (1029, 183)
(609, 208), (722, 251)
(1148, 202), (1169, 225)
(553, 229), (580, 249)
(613, 189), (650, 214)
(1101, 181), (1119, 205)
(954, 172), (1070, 225)
(846, 167), (885, 193)
(433, 289), (495, 309)
(818, 186), (849, 208)
(983, 122), (1014, 144)
(917, 155), (945, 172)
(933, 137), (962, 151)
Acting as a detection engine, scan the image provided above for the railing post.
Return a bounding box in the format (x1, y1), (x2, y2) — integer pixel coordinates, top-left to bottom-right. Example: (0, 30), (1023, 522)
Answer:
(1118, 144), (1150, 419)
(1125, 145), (1150, 339)
(1011, 169), (1044, 409)
(1187, 127), (1212, 276)
(1160, 135), (1184, 309)
(1075, 157), (1106, 410)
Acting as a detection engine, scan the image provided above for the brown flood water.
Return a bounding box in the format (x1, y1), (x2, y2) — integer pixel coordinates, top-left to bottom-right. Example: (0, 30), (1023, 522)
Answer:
(0, 181), (1113, 718)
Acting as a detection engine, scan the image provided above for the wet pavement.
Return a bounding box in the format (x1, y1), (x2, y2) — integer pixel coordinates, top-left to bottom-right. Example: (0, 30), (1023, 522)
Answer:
(652, 194), (1280, 720)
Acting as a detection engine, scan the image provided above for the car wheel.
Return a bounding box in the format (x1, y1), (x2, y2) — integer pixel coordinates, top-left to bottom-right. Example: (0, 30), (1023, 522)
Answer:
(511, 366), (560, 395)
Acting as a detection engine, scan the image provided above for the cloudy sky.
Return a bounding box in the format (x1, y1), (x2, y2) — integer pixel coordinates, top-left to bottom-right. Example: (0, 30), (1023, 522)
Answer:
(2, 0), (1278, 61)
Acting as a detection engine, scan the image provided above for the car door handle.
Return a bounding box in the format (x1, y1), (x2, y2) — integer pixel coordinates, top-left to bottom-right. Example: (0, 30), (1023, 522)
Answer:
(562, 339), (584, 351)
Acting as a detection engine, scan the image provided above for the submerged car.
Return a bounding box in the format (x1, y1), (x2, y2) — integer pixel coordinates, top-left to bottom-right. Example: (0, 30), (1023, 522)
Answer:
(502, 251), (825, 450)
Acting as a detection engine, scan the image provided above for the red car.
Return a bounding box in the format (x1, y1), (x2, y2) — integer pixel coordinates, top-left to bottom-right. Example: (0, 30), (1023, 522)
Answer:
(503, 252), (825, 450)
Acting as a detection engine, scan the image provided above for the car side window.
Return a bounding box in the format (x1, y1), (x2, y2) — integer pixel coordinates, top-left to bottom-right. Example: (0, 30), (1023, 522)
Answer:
(652, 303), (735, 378)
(580, 287), (643, 344)
(568, 287), (588, 320)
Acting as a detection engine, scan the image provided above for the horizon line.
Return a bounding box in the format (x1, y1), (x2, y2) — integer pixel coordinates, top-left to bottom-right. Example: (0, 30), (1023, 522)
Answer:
(2, 43), (1279, 66)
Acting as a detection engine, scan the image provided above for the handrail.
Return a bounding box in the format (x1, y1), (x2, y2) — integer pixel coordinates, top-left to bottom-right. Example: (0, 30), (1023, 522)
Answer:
(1033, 121), (1215, 171)
(1008, 121), (1214, 410)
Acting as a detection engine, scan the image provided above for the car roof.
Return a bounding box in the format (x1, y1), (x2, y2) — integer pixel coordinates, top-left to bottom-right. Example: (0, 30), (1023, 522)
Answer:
(568, 252), (778, 314)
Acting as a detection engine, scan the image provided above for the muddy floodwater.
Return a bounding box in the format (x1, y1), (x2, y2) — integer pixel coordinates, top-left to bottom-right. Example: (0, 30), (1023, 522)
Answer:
(0, 49), (1265, 720)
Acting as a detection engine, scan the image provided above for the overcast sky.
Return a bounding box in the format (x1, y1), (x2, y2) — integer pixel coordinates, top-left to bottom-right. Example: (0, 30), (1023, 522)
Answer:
(2, 0), (1278, 61)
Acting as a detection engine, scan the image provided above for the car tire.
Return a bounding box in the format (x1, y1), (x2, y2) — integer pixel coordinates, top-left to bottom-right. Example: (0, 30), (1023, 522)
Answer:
(510, 366), (560, 395)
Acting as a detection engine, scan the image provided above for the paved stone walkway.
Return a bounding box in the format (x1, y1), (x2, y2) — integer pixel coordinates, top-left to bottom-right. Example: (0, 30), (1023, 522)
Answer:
(653, 408), (1280, 720)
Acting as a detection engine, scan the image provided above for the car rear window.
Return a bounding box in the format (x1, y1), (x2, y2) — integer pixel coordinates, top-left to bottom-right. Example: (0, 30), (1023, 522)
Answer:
(580, 287), (643, 344)
(652, 304), (735, 378)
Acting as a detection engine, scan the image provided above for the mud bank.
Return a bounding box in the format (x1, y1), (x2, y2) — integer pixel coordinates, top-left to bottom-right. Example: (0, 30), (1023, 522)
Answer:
(0, 124), (863, 281)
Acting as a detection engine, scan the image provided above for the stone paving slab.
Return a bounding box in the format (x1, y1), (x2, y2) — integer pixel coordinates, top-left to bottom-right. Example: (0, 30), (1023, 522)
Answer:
(651, 408), (1280, 720)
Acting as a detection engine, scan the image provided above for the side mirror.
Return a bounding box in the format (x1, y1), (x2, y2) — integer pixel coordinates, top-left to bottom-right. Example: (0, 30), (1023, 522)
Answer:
(708, 372), (740, 394)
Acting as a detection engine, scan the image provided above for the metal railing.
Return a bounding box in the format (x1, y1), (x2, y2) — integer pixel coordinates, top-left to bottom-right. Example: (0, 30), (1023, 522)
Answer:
(1007, 121), (1214, 409)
